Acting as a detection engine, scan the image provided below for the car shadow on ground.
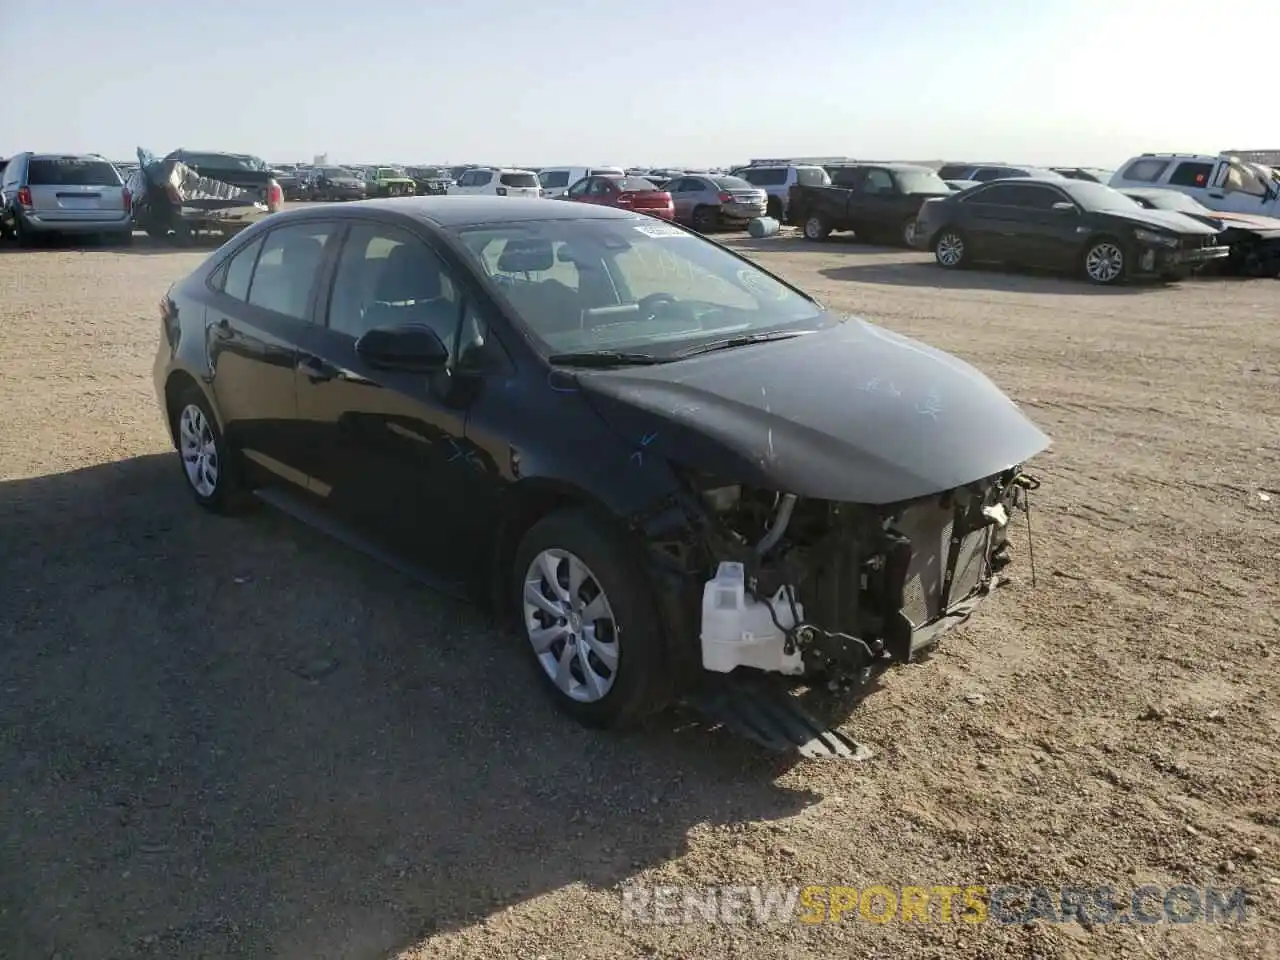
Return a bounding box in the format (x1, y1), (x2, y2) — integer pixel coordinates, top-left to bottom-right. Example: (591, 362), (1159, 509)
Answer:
(0, 455), (820, 959)
(818, 259), (1174, 295)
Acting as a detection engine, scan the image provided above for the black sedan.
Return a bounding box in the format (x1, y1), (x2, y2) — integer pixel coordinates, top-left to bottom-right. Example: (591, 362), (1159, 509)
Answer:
(154, 197), (1048, 731)
(913, 178), (1229, 284)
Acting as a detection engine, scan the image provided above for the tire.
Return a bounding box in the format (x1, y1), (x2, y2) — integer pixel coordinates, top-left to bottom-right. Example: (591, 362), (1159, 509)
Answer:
(1082, 236), (1127, 285)
(766, 196), (783, 222)
(901, 216), (918, 248)
(802, 214), (831, 241)
(170, 385), (251, 514)
(512, 507), (671, 729)
(13, 214), (36, 247)
(691, 206), (716, 233)
(933, 228), (967, 268)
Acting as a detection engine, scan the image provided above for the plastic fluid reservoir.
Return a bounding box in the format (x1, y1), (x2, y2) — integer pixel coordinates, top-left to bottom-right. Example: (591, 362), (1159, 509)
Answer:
(701, 561), (804, 674)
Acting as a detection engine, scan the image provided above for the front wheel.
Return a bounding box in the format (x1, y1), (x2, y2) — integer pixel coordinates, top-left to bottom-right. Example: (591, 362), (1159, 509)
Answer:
(934, 229), (967, 268)
(1082, 237), (1126, 285)
(513, 508), (670, 729)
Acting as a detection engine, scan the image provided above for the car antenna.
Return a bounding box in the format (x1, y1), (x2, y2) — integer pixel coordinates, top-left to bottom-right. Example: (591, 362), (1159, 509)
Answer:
(1014, 473), (1041, 587)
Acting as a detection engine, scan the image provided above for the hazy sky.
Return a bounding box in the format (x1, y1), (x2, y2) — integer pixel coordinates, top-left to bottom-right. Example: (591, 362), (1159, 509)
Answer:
(3, 0), (1274, 168)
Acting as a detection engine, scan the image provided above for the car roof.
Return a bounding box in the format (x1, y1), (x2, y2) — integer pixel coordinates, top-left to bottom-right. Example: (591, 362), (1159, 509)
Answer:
(278, 195), (644, 227)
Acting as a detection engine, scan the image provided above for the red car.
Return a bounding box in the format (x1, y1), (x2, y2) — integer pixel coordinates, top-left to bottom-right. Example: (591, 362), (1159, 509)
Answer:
(561, 175), (674, 219)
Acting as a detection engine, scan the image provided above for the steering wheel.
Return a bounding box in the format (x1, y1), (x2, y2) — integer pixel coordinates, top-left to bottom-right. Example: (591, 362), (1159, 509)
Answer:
(637, 292), (678, 319)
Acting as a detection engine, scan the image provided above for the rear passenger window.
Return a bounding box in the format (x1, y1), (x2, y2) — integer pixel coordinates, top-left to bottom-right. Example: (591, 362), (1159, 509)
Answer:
(1121, 158), (1170, 183)
(221, 236), (264, 301)
(1168, 161), (1213, 187)
(246, 223), (335, 320)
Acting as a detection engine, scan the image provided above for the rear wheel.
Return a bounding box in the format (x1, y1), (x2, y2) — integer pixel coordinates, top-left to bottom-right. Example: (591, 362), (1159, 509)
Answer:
(803, 214), (831, 241)
(513, 508), (670, 729)
(170, 385), (251, 514)
(766, 196), (783, 222)
(691, 206), (716, 233)
(934, 229), (967, 268)
(901, 216), (919, 247)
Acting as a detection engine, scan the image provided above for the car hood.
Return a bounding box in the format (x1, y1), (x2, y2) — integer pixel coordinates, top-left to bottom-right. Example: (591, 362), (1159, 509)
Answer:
(1107, 207), (1221, 235)
(576, 319), (1050, 504)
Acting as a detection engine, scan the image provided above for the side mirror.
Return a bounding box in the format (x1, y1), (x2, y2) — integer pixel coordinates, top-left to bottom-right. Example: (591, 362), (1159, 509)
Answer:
(1051, 201), (1077, 214)
(355, 324), (449, 373)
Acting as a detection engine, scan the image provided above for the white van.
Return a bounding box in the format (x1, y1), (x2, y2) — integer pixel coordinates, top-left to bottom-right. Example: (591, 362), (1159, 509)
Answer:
(537, 166), (625, 198)
(448, 167), (541, 198)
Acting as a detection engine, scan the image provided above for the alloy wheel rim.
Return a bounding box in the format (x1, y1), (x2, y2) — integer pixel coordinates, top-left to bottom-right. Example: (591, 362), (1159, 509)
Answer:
(1086, 243), (1123, 282)
(178, 404), (219, 497)
(522, 549), (619, 703)
(805, 217), (823, 239)
(937, 233), (964, 266)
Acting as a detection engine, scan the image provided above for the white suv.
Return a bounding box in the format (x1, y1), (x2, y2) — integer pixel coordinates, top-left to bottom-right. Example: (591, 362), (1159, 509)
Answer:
(728, 163), (830, 222)
(448, 167), (541, 198)
(1110, 153), (1280, 217)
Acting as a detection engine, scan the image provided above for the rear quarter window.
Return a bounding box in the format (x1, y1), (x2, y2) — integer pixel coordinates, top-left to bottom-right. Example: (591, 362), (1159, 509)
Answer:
(1120, 158), (1170, 183)
(500, 172), (539, 188)
(795, 167), (829, 187)
(27, 158), (121, 187)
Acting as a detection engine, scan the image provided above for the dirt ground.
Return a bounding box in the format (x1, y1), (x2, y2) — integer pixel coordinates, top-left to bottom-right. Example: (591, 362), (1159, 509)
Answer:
(0, 227), (1277, 960)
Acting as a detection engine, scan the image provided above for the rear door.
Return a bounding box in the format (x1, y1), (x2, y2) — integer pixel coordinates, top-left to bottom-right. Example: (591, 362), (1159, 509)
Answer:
(205, 220), (338, 485)
(951, 184), (1027, 259)
(667, 178), (699, 221)
(25, 156), (126, 222)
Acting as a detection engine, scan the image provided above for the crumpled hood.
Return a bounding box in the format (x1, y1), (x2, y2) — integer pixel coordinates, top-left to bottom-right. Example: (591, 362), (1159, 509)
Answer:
(576, 319), (1050, 504)
(1112, 207), (1221, 235)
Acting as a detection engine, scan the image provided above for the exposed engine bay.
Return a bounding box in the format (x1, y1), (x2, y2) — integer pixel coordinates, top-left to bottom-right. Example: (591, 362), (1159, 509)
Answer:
(683, 469), (1039, 680)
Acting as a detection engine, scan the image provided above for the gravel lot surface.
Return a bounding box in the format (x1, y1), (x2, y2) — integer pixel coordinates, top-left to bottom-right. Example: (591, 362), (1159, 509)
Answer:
(1, 226), (1277, 960)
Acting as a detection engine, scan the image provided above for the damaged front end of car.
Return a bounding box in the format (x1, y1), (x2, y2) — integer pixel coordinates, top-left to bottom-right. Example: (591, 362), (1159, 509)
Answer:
(668, 468), (1039, 683)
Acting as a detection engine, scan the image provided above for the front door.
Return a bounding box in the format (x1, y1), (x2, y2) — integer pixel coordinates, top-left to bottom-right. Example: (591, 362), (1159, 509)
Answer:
(205, 220), (337, 484)
(293, 219), (491, 575)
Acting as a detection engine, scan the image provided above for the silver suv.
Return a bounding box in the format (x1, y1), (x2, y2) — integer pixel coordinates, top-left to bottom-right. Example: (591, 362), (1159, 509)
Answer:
(0, 153), (133, 244)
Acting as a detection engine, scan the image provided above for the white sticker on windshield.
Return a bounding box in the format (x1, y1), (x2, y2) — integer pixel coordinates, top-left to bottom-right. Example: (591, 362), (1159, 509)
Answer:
(633, 222), (686, 238)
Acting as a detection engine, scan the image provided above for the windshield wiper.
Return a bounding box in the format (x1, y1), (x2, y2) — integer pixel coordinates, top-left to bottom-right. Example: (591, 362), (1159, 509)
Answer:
(674, 330), (811, 358)
(547, 350), (668, 367)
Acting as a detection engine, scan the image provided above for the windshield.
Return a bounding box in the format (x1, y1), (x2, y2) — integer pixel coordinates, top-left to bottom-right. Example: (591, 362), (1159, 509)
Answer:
(453, 218), (831, 358)
(895, 169), (949, 194)
(611, 177), (657, 192)
(375, 168), (403, 179)
(1064, 182), (1142, 212)
(27, 158), (121, 187)
(321, 167), (354, 178)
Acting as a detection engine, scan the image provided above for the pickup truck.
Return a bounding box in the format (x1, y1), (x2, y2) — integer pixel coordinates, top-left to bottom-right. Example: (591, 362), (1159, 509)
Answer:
(1109, 153), (1280, 219)
(787, 162), (953, 247)
(127, 148), (283, 240)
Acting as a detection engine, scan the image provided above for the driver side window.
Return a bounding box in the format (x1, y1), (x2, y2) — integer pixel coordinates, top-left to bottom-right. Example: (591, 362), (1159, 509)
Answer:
(567, 178), (590, 197)
(327, 223), (460, 348)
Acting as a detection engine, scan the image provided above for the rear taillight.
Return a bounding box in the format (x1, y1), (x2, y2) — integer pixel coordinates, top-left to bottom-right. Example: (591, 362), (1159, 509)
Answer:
(496, 187), (508, 196)
(267, 180), (283, 212)
(718, 192), (733, 204)
(122, 188), (132, 214)
(16, 187), (32, 207)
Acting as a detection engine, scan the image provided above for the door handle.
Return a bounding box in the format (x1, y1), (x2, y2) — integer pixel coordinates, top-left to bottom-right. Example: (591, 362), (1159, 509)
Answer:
(297, 355), (335, 382)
